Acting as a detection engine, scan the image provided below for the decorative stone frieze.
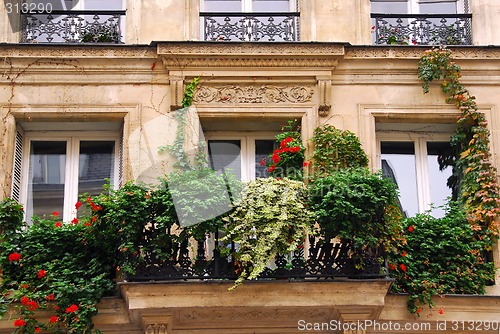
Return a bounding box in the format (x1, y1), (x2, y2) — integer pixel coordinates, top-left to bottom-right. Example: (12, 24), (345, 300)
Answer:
(193, 84), (314, 104)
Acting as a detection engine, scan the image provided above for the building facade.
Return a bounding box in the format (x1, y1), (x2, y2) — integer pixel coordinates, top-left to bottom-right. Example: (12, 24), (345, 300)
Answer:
(0, 0), (499, 333)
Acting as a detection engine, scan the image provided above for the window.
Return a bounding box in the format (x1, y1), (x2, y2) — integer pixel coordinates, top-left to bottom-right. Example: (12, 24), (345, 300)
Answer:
(202, 0), (297, 13)
(200, 0), (299, 41)
(14, 130), (120, 223)
(370, 0), (466, 15)
(377, 125), (454, 218)
(207, 134), (276, 182)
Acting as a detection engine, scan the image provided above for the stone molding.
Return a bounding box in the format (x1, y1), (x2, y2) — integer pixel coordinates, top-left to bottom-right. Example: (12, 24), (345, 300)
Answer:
(193, 84), (314, 104)
(345, 46), (500, 59)
(0, 45), (157, 59)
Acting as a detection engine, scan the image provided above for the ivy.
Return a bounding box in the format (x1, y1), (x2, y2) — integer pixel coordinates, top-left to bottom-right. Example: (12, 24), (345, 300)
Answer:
(390, 46), (500, 315)
(418, 47), (500, 237)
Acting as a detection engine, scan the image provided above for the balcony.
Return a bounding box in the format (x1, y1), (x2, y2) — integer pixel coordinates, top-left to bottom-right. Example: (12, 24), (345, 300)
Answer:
(126, 233), (386, 282)
(20, 10), (126, 43)
(200, 12), (300, 42)
(371, 14), (472, 45)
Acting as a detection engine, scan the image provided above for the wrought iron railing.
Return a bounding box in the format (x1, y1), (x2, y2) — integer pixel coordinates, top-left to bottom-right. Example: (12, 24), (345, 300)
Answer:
(126, 233), (387, 282)
(200, 12), (300, 42)
(20, 10), (126, 43)
(371, 14), (472, 45)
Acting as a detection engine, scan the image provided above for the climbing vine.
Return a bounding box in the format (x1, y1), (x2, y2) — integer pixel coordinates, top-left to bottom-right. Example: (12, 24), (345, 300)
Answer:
(418, 47), (500, 237)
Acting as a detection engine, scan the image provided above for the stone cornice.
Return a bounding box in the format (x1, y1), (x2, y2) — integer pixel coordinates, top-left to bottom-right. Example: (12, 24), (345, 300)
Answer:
(158, 42), (344, 69)
(0, 44), (157, 59)
(345, 46), (500, 60)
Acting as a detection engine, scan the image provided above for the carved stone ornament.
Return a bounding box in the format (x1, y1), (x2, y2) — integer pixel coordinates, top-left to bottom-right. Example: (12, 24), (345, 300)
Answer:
(193, 85), (314, 104)
(145, 323), (168, 334)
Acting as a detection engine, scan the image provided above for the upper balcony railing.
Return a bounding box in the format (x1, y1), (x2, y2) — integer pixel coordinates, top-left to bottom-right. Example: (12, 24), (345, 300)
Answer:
(200, 12), (300, 42)
(371, 13), (472, 46)
(20, 10), (126, 43)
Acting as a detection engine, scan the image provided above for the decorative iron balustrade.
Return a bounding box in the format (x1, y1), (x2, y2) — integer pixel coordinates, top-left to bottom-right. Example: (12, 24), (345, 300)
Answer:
(200, 12), (300, 42)
(371, 14), (472, 46)
(126, 233), (387, 282)
(20, 10), (125, 43)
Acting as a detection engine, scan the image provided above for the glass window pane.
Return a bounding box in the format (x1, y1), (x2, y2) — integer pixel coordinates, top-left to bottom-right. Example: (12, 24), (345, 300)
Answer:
(419, 1), (457, 14)
(253, 0), (290, 12)
(381, 141), (418, 217)
(84, 0), (123, 9)
(78, 141), (115, 198)
(371, 1), (408, 13)
(28, 141), (66, 221)
(208, 140), (242, 180)
(255, 140), (276, 179)
(204, 0), (242, 12)
(427, 141), (453, 217)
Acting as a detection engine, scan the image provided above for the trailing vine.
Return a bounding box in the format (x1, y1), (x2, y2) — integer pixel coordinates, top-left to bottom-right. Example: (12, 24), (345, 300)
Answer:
(390, 46), (500, 315)
(158, 77), (201, 170)
(418, 47), (500, 237)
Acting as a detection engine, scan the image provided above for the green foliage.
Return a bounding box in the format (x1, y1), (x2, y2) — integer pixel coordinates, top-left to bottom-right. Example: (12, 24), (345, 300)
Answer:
(389, 203), (496, 314)
(0, 198), (24, 237)
(223, 178), (315, 289)
(310, 124), (368, 178)
(0, 204), (115, 333)
(309, 168), (403, 254)
(261, 120), (306, 180)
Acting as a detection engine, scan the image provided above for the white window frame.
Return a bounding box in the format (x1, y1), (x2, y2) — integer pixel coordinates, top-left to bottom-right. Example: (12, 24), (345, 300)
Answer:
(20, 131), (120, 223)
(205, 132), (276, 182)
(376, 132), (452, 215)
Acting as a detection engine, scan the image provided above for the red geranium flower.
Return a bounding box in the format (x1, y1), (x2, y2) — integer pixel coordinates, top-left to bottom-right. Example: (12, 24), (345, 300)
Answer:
(28, 300), (38, 311)
(13, 319), (26, 327)
(37, 269), (47, 279)
(52, 211), (59, 216)
(401, 251), (407, 257)
(268, 165), (276, 173)
(71, 218), (78, 225)
(20, 296), (30, 305)
(84, 222), (92, 227)
(272, 153), (280, 163)
(55, 221), (63, 228)
(438, 308), (444, 314)
(91, 216), (97, 222)
(46, 293), (55, 301)
(417, 307), (422, 314)
(65, 304), (79, 313)
(35, 328), (41, 333)
(399, 263), (407, 272)
(75, 201), (82, 210)
(303, 161), (310, 167)
(408, 225), (414, 233)
(388, 263), (396, 271)
(8, 252), (21, 262)
(49, 316), (59, 323)
(260, 158), (266, 166)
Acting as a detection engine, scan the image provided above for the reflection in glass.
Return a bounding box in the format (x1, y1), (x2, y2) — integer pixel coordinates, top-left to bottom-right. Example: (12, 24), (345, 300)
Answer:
(28, 141), (66, 221)
(427, 141), (453, 217)
(208, 140), (242, 180)
(78, 141), (115, 197)
(381, 141), (418, 217)
(255, 140), (276, 179)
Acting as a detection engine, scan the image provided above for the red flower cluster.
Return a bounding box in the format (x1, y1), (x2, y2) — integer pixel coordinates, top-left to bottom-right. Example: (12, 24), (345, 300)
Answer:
(399, 263), (407, 272)
(408, 225), (415, 233)
(65, 304), (79, 313)
(71, 218), (79, 225)
(13, 319), (26, 327)
(261, 136), (302, 173)
(46, 293), (55, 301)
(55, 221), (63, 228)
(35, 327), (41, 333)
(75, 201), (82, 210)
(8, 252), (21, 262)
(49, 316), (59, 323)
(20, 296), (38, 310)
(86, 196), (102, 212)
(37, 269), (47, 279)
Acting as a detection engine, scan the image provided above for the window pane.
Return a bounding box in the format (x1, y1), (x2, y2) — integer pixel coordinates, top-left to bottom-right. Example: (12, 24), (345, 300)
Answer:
(28, 141), (66, 220)
(253, 0), (290, 12)
(381, 141), (418, 217)
(427, 141), (453, 217)
(255, 140), (275, 179)
(208, 140), (242, 180)
(204, 0), (242, 12)
(419, 1), (457, 14)
(78, 141), (115, 197)
(371, 1), (408, 13)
